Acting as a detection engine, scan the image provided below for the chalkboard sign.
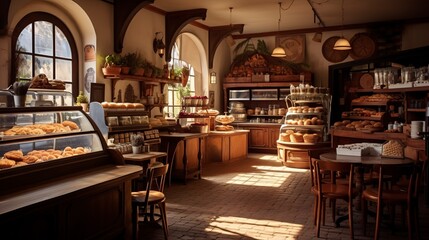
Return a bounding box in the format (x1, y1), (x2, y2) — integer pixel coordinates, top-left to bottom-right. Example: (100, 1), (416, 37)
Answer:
(90, 83), (105, 103)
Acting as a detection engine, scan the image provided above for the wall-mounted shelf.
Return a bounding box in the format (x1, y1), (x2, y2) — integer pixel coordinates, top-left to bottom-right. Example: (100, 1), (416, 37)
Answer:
(104, 74), (180, 100)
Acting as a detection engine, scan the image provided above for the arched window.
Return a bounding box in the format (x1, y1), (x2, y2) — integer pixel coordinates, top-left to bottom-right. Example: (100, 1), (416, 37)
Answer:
(11, 12), (78, 105)
(165, 40), (195, 118)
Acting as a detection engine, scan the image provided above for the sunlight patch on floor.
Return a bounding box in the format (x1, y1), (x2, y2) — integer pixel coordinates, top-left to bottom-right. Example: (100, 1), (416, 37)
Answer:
(226, 168), (291, 187)
(206, 216), (303, 238)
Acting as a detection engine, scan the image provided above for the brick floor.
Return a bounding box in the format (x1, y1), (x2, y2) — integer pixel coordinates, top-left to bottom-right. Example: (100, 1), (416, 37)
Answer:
(138, 153), (429, 239)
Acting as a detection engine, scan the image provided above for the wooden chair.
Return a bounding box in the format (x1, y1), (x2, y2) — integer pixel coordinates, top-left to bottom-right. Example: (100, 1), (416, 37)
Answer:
(314, 160), (358, 239)
(131, 163), (169, 240)
(361, 163), (420, 240)
(308, 149), (334, 226)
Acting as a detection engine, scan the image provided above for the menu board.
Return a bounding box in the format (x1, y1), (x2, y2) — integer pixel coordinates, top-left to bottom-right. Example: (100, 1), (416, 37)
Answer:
(90, 83), (105, 103)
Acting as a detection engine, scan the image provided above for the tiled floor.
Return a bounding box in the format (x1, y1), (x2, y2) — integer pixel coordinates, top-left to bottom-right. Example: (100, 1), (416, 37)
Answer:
(139, 153), (429, 239)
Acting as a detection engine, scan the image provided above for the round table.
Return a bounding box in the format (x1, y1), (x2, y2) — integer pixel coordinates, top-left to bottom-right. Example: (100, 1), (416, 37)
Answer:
(319, 152), (415, 226)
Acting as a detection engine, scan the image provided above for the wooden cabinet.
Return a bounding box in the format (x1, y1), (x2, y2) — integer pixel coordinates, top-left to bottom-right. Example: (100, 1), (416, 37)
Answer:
(248, 127), (269, 148)
(235, 123), (281, 153)
(269, 128), (280, 148)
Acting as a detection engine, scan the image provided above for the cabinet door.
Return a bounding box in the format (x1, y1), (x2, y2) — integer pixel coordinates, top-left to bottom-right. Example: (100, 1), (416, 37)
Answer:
(248, 128), (268, 148)
(269, 128), (280, 148)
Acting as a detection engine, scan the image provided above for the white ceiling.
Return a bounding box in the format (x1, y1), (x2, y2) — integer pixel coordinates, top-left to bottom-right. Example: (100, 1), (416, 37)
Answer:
(152, 0), (429, 35)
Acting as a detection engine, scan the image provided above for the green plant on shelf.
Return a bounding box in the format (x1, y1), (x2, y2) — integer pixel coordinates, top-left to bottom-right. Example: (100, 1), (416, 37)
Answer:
(131, 133), (144, 147)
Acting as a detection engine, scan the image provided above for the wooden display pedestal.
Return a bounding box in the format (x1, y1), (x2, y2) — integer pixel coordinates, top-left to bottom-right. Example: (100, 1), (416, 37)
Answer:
(277, 141), (331, 169)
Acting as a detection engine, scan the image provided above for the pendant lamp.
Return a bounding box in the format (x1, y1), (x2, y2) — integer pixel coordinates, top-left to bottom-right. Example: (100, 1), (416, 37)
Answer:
(333, 0), (351, 50)
(272, 2), (286, 57)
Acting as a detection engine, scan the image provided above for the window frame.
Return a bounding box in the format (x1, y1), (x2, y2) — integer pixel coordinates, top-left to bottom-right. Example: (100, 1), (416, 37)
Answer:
(11, 12), (78, 100)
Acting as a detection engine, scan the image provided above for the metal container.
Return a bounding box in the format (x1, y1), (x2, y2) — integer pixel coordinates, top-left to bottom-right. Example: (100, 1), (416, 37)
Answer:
(229, 102), (244, 108)
(189, 124), (209, 133)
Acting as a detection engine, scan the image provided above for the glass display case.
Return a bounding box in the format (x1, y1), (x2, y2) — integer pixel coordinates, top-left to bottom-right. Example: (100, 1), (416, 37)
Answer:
(0, 106), (142, 239)
(0, 107), (104, 171)
(229, 89), (250, 101)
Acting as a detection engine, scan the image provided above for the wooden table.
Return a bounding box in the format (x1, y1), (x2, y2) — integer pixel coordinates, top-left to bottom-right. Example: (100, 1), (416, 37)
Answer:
(319, 152), (415, 226)
(122, 151), (167, 190)
(320, 152), (414, 165)
(122, 151), (167, 165)
(159, 132), (208, 184)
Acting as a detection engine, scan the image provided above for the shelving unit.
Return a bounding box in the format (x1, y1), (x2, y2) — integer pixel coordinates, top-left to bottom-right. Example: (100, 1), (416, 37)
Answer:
(276, 91), (331, 168)
(103, 74), (181, 115)
(328, 45), (429, 150)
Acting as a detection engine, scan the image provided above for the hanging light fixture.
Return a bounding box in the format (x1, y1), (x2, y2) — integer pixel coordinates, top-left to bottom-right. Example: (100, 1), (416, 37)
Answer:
(272, 2), (286, 57)
(333, 0), (351, 50)
(226, 7), (236, 47)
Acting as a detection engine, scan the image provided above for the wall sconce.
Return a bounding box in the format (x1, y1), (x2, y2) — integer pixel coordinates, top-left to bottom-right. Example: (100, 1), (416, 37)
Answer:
(152, 32), (165, 58)
(210, 72), (217, 84)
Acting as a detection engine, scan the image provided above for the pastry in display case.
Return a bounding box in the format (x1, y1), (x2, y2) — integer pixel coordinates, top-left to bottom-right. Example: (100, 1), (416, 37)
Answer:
(0, 107), (104, 169)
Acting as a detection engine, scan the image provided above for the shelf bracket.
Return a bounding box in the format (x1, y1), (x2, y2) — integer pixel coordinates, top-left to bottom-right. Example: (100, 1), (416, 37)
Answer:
(165, 9), (207, 62)
(0, 0), (11, 35)
(113, 0), (154, 53)
(208, 24), (244, 69)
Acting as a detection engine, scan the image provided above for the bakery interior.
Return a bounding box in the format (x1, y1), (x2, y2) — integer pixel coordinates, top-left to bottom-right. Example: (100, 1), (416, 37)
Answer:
(1, 0), (429, 239)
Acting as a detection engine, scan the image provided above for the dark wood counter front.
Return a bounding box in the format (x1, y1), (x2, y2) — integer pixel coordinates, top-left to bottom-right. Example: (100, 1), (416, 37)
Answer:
(0, 164), (142, 240)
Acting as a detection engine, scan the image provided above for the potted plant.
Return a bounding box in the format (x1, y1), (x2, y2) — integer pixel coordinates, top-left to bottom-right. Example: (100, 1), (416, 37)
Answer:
(102, 53), (122, 76)
(130, 133), (144, 154)
(173, 67), (182, 81)
(134, 56), (146, 76)
(9, 80), (30, 107)
(119, 53), (132, 75)
(182, 65), (190, 87)
(76, 91), (89, 112)
(144, 62), (154, 78)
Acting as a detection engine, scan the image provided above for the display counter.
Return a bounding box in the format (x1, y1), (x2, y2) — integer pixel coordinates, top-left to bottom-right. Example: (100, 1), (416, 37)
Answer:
(0, 106), (142, 239)
(205, 130), (249, 162)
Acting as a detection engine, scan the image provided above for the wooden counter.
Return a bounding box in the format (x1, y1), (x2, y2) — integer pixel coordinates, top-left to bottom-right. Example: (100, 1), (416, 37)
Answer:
(0, 164), (142, 239)
(205, 130), (249, 162)
(159, 132), (208, 184)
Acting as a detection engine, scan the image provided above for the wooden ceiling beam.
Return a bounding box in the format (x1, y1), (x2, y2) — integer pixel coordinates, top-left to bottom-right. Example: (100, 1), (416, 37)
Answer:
(113, 0), (154, 53)
(165, 9), (207, 62)
(208, 24), (244, 69)
(0, 0), (11, 35)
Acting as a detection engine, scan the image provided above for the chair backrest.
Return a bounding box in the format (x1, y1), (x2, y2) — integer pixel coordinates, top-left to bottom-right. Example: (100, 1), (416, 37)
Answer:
(145, 163), (169, 194)
(308, 149), (333, 188)
(315, 160), (355, 197)
(376, 163), (418, 201)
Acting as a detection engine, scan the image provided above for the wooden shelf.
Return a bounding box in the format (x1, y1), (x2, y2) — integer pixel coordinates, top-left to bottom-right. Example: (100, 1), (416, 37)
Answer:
(104, 74), (181, 102)
(342, 116), (382, 121)
(351, 101), (389, 106)
(349, 86), (429, 93)
(331, 129), (406, 141)
(407, 108), (426, 112)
